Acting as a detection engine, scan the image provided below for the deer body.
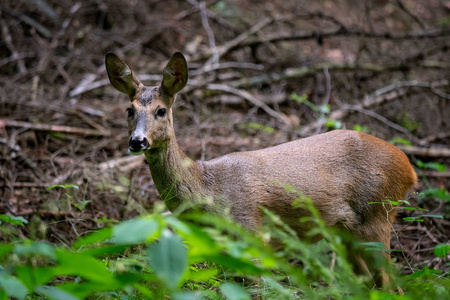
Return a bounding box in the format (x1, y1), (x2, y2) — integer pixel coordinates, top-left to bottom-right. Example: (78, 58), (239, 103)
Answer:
(105, 52), (417, 286)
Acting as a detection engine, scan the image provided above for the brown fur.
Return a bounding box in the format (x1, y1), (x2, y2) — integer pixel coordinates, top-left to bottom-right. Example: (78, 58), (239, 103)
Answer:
(105, 52), (417, 288)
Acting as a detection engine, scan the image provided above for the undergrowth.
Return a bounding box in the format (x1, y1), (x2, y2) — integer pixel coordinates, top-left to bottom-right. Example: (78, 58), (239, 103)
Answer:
(0, 191), (449, 299)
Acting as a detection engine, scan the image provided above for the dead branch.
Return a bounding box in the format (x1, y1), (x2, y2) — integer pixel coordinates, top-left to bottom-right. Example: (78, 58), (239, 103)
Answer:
(193, 17), (275, 62)
(97, 156), (145, 172)
(397, 145), (450, 158)
(423, 171), (450, 178)
(343, 104), (419, 142)
(0, 120), (111, 136)
(299, 80), (449, 136)
(1, 5), (52, 38)
(228, 63), (422, 90)
(206, 83), (291, 125)
(240, 27), (450, 50)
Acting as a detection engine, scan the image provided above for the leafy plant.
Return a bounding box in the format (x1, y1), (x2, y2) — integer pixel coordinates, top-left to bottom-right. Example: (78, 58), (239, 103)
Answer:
(290, 93), (342, 129)
(0, 193), (449, 299)
(47, 183), (92, 211)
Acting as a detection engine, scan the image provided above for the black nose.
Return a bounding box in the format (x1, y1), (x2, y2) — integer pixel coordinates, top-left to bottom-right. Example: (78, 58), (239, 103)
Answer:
(129, 137), (150, 151)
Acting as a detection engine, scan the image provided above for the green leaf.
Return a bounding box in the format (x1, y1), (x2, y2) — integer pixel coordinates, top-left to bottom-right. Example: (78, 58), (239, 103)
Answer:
(433, 244), (450, 258)
(148, 229), (188, 290)
(0, 273), (28, 300)
(420, 188), (450, 201)
(54, 250), (116, 284)
(0, 215), (28, 226)
(404, 266), (441, 279)
(14, 241), (56, 260)
(187, 268), (218, 282)
(390, 137), (412, 146)
(403, 217), (424, 222)
(112, 217), (160, 245)
(421, 214), (443, 219)
(325, 119), (342, 129)
(35, 286), (80, 300)
(73, 227), (113, 249)
(416, 160), (447, 172)
(15, 266), (55, 290)
(220, 282), (251, 300)
(353, 124), (370, 133)
(171, 291), (208, 300)
(46, 184), (79, 190)
(0, 244), (13, 258)
(359, 242), (386, 249)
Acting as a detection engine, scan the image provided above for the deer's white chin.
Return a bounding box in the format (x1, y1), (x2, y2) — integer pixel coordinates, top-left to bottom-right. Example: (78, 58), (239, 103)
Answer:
(128, 148), (145, 156)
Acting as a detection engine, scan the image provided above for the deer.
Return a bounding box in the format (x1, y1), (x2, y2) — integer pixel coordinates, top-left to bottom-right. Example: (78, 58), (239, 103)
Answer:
(105, 52), (417, 288)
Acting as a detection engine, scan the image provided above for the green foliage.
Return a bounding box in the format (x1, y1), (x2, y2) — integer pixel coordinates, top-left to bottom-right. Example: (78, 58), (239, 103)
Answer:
(400, 113), (421, 133)
(434, 244), (450, 258)
(417, 160), (447, 172)
(239, 122), (275, 134)
(353, 124), (370, 133)
(390, 137), (412, 146)
(0, 194), (449, 299)
(437, 16), (450, 26)
(418, 188), (450, 202)
(0, 215), (28, 226)
(290, 93), (342, 129)
(46, 183), (92, 211)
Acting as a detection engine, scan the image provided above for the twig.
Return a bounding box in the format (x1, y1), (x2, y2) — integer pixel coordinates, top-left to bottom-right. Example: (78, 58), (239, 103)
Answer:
(1, 5), (52, 38)
(397, 145), (450, 158)
(97, 156), (144, 171)
(240, 27), (450, 50)
(419, 131), (450, 145)
(315, 68), (331, 135)
(0, 120), (111, 137)
(0, 11), (27, 73)
(343, 104), (418, 141)
(56, 2), (82, 38)
(206, 83), (291, 125)
(70, 75), (163, 97)
(423, 171), (450, 178)
(199, 0), (219, 64)
(393, 0), (427, 30)
(193, 17), (275, 62)
(179, 0), (240, 34)
(190, 61), (264, 76)
(27, 0), (59, 21)
(299, 79), (449, 136)
(229, 62), (415, 90)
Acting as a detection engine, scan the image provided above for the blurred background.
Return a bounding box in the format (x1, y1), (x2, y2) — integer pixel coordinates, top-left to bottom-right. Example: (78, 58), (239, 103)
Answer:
(0, 0), (449, 274)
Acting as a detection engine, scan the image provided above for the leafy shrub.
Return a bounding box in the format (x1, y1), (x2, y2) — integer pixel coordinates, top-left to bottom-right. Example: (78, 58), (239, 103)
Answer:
(0, 199), (449, 299)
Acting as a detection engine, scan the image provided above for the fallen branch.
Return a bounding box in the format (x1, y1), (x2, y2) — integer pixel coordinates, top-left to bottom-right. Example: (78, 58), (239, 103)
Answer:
(240, 27), (450, 50)
(228, 63), (413, 90)
(0, 120), (111, 137)
(97, 155), (145, 172)
(423, 171), (450, 178)
(299, 79), (449, 136)
(206, 83), (291, 125)
(397, 145), (450, 158)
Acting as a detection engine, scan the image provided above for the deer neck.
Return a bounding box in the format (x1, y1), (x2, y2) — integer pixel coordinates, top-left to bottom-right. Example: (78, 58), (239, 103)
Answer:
(144, 132), (205, 212)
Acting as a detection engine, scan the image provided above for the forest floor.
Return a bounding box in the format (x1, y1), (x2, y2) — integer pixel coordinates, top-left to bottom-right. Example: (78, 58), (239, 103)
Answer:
(1, 0), (449, 276)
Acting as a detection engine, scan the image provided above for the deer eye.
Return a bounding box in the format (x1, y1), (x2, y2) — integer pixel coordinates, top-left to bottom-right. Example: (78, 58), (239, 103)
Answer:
(156, 108), (166, 118)
(126, 107), (135, 118)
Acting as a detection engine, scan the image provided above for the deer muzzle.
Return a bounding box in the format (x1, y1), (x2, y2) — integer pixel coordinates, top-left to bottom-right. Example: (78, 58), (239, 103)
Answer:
(129, 136), (150, 155)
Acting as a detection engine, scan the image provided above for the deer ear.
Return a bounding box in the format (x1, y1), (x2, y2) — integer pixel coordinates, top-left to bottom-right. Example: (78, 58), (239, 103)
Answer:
(161, 52), (188, 102)
(105, 53), (141, 98)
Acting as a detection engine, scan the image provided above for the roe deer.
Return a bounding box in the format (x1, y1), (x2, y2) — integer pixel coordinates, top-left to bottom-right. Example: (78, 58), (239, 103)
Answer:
(105, 52), (417, 287)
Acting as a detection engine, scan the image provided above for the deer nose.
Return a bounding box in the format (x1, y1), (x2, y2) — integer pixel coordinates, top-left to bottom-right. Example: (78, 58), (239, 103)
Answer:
(129, 136), (150, 154)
